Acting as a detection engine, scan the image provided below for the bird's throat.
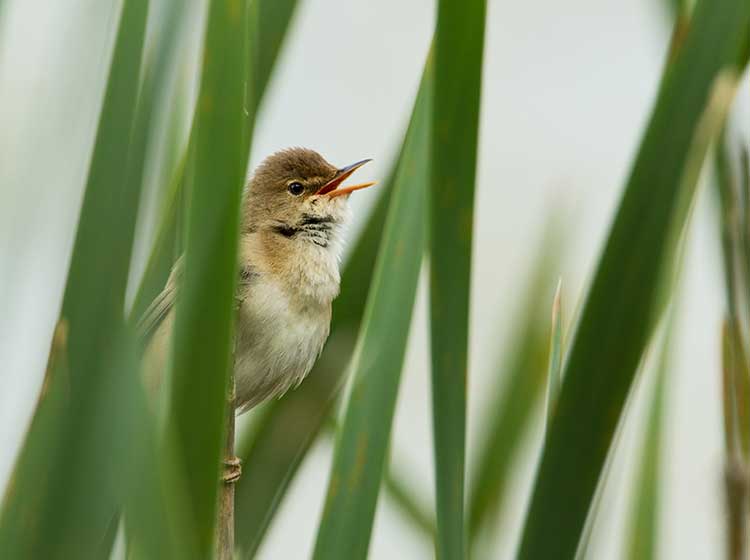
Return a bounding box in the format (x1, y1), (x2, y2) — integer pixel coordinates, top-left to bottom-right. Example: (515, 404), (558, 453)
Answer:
(271, 213), (339, 249)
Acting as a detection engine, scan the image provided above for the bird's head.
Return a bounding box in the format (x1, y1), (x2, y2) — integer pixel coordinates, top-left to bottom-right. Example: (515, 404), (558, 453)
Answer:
(243, 148), (375, 249)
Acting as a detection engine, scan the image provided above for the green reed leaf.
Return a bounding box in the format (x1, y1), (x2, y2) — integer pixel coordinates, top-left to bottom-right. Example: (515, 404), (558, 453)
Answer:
(430, 0), (486, 556)
(166, 0), (250, 554)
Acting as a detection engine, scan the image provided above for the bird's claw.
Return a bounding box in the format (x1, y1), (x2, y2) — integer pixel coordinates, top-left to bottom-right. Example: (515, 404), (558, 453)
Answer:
(223, 456), (242, 484)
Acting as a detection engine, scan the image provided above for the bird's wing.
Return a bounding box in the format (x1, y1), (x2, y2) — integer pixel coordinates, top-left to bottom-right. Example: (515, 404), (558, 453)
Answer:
(137, 256), (184, 342)
(137, 257), (257, 344)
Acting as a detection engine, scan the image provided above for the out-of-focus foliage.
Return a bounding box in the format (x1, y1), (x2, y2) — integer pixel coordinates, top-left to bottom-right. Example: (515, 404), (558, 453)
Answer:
(545, 279), (564, 429)
(518, 0), (750, 557)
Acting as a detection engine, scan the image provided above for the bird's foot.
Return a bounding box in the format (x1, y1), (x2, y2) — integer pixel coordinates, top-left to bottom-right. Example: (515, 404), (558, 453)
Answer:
(223, 456), (242, 484)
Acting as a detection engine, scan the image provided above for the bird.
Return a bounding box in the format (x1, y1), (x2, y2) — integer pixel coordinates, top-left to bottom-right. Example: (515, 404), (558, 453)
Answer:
(138, 147), (376, 417)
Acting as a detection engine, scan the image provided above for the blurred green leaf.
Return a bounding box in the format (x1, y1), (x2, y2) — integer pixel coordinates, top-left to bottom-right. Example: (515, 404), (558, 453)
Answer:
(720, 317), (750, 560)
(739, 146), (750, 309)
(722, 319), (750, 460)
(234, 168), (394, 557)
(312, 58), (431, 560)
(166, 0), (249, 554)
(119, 333), (198, 560)
(125, 414), (194, 558)
(545, 279), (564, 427)
(0, 324), (70, 552)
(661, 0), (691, 24)
(518, 1), (750, 557)
(430, 0), (486, 556)
(468, 228), (564, 540)
(624, 332), (671, 560)
(581, 224), (687, 560)
(0, 1), (150, 557)
(59, 0), (149, 396)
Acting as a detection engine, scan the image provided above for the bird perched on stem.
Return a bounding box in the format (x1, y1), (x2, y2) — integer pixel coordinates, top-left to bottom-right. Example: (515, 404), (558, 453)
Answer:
(139, 148), (376, 413)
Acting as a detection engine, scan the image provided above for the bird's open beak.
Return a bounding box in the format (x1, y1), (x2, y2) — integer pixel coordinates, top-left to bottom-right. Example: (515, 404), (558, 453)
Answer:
(317, 158), (377, 198)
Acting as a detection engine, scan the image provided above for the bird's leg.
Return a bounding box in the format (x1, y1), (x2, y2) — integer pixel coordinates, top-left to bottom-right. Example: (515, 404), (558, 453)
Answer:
(217, 347), (238, 559)
(222, 456), (242, 484)
(222, 367), (240, 485)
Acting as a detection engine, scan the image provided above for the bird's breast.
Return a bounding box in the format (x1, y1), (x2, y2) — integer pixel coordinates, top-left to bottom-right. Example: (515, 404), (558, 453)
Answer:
(233, 274), (333, 412)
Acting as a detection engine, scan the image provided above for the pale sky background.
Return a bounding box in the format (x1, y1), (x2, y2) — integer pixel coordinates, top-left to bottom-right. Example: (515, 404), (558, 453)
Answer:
(1, 1), (748, 558)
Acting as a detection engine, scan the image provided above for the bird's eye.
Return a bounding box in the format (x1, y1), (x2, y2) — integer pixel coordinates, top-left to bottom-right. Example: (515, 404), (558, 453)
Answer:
(288, 182), (304, 196)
